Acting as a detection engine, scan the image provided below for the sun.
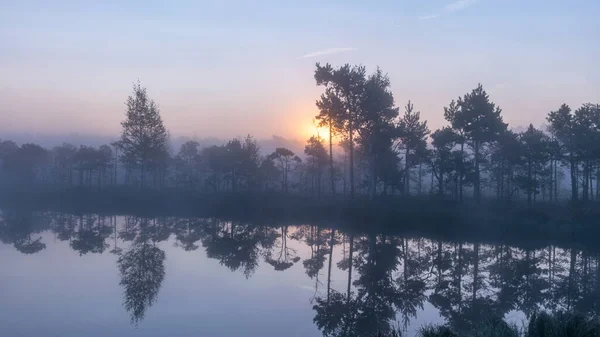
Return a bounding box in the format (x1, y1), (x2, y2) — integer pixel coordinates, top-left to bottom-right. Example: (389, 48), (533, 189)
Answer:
(304, 120), (330, 141)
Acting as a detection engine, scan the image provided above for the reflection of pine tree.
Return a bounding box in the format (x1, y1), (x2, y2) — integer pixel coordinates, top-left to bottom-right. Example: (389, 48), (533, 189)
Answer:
(264, 226), (300, 271)
(294, 225), (327, 279)
(118, 240), (166, 324)
(69, 215), (110, 255)
(200, 219), (278, 278)
(174, 217), (203, 251)
(0, 210), (48, 254)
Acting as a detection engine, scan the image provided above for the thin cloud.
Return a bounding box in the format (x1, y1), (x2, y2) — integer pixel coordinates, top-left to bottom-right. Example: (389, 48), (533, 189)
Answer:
(419, 0), (479, 20)
(418, 14), (441, 20)
(299, 47), (357, 59)
(445, 0), (479, 12)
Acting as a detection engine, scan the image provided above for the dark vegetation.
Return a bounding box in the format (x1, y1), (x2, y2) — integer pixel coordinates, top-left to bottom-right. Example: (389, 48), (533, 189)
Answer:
(413, 311), (600, 337)
(1, 65), (599, 212)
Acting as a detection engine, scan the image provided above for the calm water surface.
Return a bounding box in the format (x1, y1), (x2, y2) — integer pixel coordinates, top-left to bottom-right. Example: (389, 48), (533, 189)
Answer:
(1, 211), (598, 337)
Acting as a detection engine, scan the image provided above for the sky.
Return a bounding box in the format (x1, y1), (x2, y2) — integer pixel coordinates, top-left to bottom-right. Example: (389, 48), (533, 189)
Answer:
(1, 0), (599, 144)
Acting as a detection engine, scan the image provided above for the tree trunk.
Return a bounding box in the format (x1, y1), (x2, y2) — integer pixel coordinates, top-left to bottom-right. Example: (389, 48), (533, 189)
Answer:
(568, 248), (576, 310)
(458, 243), (463, 312)
(418, 162), (423, 195)
(405, 147), (410, 196)
(327, 229), (335, 303)
(329, 118), (335, 197)
(549, 160), (553, 203)
(554, 160), (558, 201)
(349, 114), (355, 199)
(571, 158), (578, 202)
(459, 140), (464, 202)
(347, 234), (354, 302)
(474, 141), (481, 203)
(527, 157), (532, 208)
(473, 243), (479, 301)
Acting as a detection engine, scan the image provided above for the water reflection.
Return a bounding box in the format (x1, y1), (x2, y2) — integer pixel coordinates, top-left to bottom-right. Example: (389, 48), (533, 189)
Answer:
(1, 209), (600, 336)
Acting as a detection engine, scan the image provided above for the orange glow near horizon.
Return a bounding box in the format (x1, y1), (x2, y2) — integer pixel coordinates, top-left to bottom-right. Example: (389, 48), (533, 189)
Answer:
(305, 122), (330, 141)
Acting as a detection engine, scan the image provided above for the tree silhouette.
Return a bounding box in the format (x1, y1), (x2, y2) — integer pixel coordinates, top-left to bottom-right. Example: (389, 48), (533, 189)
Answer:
(316, 87), (344, 196)
(430, 127), (459, 196)
(547, 104), (578, 201)
(305, 136), (329, 198)
(118, 240), (166, 324)
(315, 63), (366, 198)
(355, 68), (399, 198)
(264, 226), (300, 271)
(445, 84), (507, 202)
(118, 81), (168, 188)
(397, 101), (430, 196)
(518, 125), (550, 207)
(268, 148), (301, 192)
(0, 210), (48, 254)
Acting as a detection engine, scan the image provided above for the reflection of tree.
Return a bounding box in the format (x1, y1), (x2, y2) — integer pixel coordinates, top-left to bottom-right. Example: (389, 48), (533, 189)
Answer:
(50, 212), (77, 242)
(313, 235), (429, 337)
(265, 226), (300, 271)
(118, 240), (166, 324)
(70, 215), (111, 255)
(200, 219), (278, 278)
(575, 251), (600, 318)
(109, 216), (123, 255)
(174, 217), (203, 251)
(313, 290), (359, 337)
(294, 225), (327, 279)
(0, 209), (48, 254)
(395, 237), (427, 329)
(514, 249), (549, 317)
(119, 216), (140, 242)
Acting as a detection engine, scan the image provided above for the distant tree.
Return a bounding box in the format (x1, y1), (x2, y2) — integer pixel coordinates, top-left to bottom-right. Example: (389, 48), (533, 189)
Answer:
(51, 143), (77, 187)
(224, 139), (244, 192)
(356, 68), (399, 198)
(430, 127), (458, 196)
(268, 147), (301, 192)
(547, 104), (578, 201)
(315, 63), (366, 198)
(259, 157), (279, 191)
(73, 146), (97, 187)
(305, 136), (329, 198)
(3, 143), (49, 187)
(201, 145), (227, 192)
(316, 89), (344, 196)
(446, 84), (507, 202)
(572, 103), (600, 201)
(396, 101), (429, 196)
(240, 135), (262, 190)
(118, 81), (169, 188)
(489, 130), (522, 201)
(0, 140), (18, 160)
(518, 124), (550, 207)
(174, 140), (200, 188)
(97, 145), (113, 188)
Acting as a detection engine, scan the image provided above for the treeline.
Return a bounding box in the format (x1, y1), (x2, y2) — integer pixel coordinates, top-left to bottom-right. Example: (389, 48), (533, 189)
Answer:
(1, 67), (599, 206)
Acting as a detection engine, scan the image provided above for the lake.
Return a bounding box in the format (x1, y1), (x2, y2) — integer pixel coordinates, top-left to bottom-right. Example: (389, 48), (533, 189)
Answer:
(1, 210), (598, 337)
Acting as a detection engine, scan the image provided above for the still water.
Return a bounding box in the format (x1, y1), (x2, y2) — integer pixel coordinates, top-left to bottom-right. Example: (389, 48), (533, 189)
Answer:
(1, 211), (598, 337)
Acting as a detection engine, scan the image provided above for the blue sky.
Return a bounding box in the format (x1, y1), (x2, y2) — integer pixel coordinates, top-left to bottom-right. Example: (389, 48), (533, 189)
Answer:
(1, 0), (598, 141)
